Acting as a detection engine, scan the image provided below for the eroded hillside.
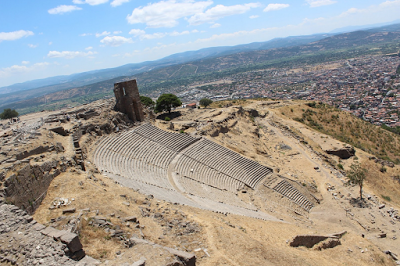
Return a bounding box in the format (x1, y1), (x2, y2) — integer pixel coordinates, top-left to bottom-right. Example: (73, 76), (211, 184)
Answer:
(1, 98), (399, 266)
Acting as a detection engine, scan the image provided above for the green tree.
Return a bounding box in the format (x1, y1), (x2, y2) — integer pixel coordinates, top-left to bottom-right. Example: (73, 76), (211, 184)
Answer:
(0, 108), (19, 119)
(155, 94), (182, 113)
(140, 96), (155, 108)
(346, 162), (368, 200)
(199, 98), (213, 108)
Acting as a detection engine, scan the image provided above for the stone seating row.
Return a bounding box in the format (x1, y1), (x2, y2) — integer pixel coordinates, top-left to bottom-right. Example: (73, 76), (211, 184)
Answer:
(174, 154), (244, 192)
(272, 180), (313, 211)
(176, 175), (253, 210)
(182, 139), (272, 188)
(93, 133), (176, 190)
(133, 123), (199, 152)
(104, 172), (199, 207)
(95, 132), (176, 170)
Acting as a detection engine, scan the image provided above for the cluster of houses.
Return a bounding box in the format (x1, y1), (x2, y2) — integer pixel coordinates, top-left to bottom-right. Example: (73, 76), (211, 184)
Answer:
(150, 55), (400, 127)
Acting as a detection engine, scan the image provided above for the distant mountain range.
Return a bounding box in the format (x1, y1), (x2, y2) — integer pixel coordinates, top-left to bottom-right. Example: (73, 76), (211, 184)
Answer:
(1, 22), (400, 113)
(0, 33), (335, 96)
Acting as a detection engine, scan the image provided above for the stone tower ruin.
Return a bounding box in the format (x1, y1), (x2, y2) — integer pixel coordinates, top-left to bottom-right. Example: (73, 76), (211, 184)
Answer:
(114, 79), (144, 122)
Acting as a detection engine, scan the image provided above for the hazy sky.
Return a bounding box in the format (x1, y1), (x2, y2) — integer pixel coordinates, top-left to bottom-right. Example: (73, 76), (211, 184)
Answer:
(1, 0), (400, 87)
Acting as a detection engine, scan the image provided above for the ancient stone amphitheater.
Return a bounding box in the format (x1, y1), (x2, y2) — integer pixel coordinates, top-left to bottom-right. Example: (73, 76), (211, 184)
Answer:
(93, 123), (313, 220)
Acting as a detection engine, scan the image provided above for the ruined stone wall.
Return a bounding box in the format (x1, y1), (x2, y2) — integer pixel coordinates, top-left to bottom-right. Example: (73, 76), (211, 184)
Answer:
(114, 79), (144, 122)
(1, 160), (69, 214)
(16, 146), (50, 160)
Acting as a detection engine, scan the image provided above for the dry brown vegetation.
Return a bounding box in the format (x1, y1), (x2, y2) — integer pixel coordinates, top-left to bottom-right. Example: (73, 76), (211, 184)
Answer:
(277, 101), (400, 164)
(5, 98), (399, 265)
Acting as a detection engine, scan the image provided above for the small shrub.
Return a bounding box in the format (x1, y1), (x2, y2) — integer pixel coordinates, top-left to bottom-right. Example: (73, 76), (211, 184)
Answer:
(180, 129), (185, 133)
(380, 166), (387, 173)
(381, 195), (391, 202)
(307, 101), (317, 108)
(164, 117), (171, 121)
(290, 108), (293, 112)
(337, 163), (344, 170)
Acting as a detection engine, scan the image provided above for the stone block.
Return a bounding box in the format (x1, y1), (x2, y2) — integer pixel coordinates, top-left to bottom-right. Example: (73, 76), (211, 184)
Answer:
(50, 127), (68, 136)
(62, 208), (76, 214)
(41, 226), (60, 238)
(52, 229), (69, 240)
(165, 247), (196, 266)
(75, 255), (100, 266)
(32, 223), (46, 231)
(123, 216), (137, 223)
(129, 236), (150, 246)
(60, 232), (83, 253)
(289, 235), (328, 248)
(131, 259), (146, 266)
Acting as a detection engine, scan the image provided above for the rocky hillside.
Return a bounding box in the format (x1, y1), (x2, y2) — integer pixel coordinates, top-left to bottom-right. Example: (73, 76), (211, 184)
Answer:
(0, 98), (399, 265)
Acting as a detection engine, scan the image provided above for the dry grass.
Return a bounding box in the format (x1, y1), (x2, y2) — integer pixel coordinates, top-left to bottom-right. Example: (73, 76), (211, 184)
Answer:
(28, 98), (399, 265)
(278, 102), (400, 164)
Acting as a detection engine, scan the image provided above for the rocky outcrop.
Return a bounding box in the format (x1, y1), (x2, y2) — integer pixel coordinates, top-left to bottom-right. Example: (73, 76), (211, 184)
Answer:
(2, 158), (74, 214)
(289, 231), (346, 250)
(50, 126), (69, 136)
(16, 146), (50, 160)
(0, 198), (92, 265)
(128, 236), (196, 266)
(325, 146), (355, 159)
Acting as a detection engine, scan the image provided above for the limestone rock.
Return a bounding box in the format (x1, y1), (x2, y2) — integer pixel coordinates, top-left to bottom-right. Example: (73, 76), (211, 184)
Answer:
(164, 247), (196, 266)
(325, 146), (355, 159)
(60, 232), (83, 253)
(289, 235), (328, 248)
(131, 258), (146, 266)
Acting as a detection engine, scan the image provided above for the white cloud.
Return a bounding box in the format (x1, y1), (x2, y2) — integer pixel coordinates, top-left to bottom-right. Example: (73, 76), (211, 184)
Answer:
(188, 3), (261, 25)
(100, 36), (133, 46)
(85, 46), (93, 50)
(210, 23), (221, 28)
(129, 29), (197, 40)
(380, 0), (400, 8)
(142, 33), (167, 40)
(306, 0), (336, 8)
(263, 3), (289, 12)
(0, 30), (34, 42)
(110, 0), (130, 7)
(49, 42), (52, 45)
(113, 31), (122, 34)
(73, 0), (109, 5)
(80, 33), (92, 36)
(126, 0), (213, 28)
(249, 15), (259, 19)
(339, 0), (400, 18)
(47, 50), (97, 59)
(48, 5), (82, 15)
(96, 31), (111, 37)
(170, 30), (190, 36)
(28, 44), (37, 48)
(129, 29), (146, 36)
(0, 62), (50, 78)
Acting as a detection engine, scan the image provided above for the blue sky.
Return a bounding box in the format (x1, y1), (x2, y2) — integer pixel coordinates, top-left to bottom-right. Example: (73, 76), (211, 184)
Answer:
(1, 0), (400, 87)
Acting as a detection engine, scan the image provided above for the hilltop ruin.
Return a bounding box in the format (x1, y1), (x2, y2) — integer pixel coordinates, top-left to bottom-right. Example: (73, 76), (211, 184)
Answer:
(113, 79), (144, 122)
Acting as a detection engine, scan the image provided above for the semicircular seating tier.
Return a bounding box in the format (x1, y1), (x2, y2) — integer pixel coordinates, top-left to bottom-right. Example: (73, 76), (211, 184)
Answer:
(174, 138), (272, 192)
(93, 123), (313, 218)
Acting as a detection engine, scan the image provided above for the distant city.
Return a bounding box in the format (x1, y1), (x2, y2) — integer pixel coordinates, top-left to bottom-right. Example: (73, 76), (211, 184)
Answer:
(163, 55), (400, 128)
